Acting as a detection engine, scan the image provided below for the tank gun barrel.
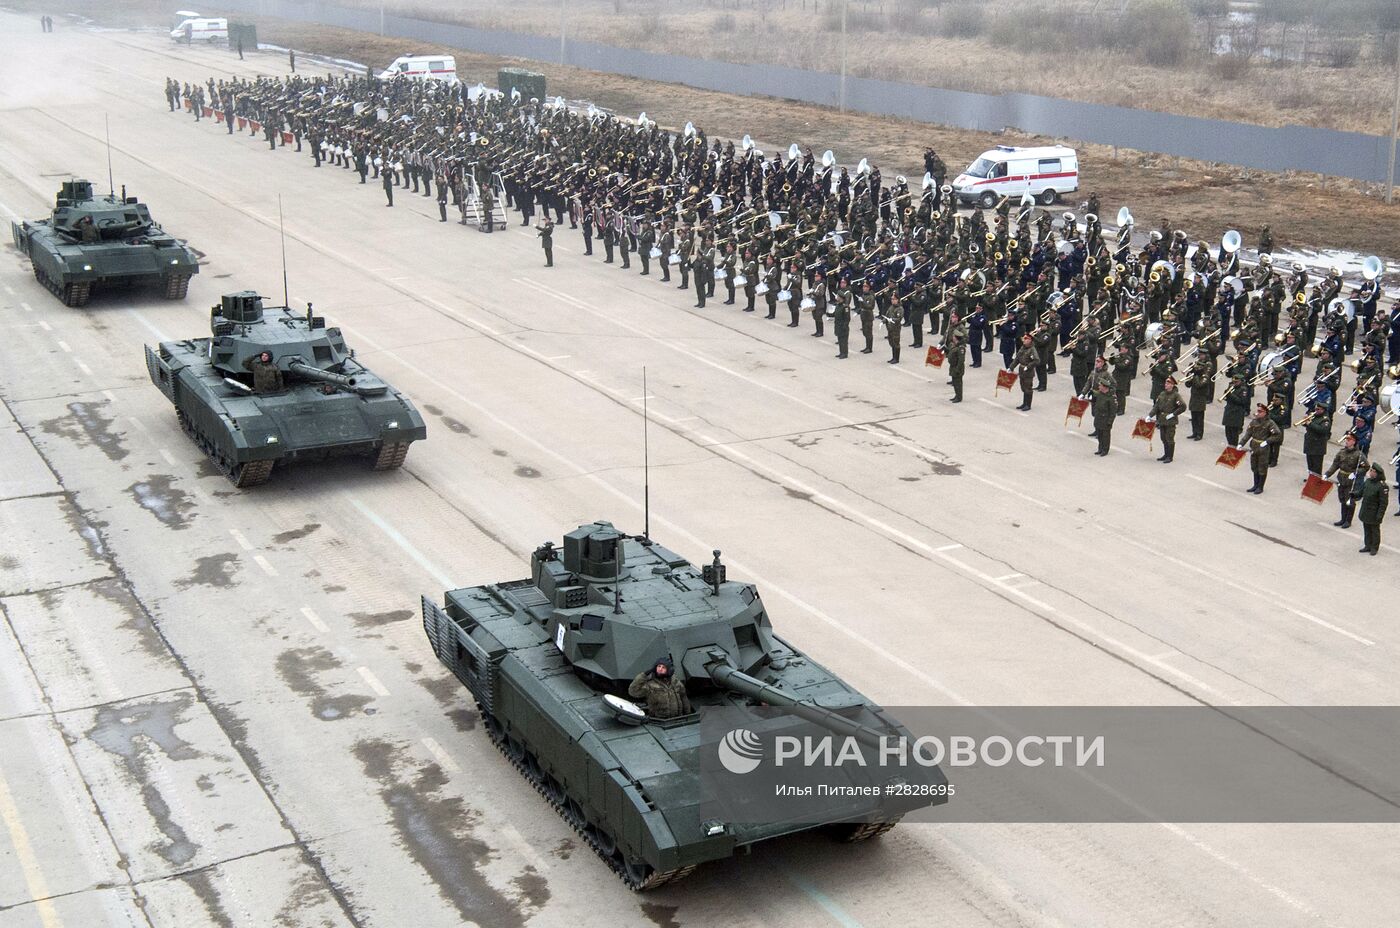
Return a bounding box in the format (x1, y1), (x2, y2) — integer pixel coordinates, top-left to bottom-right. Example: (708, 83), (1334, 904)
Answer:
(705, 654), (888, 749)
(287, 358), (361, 391)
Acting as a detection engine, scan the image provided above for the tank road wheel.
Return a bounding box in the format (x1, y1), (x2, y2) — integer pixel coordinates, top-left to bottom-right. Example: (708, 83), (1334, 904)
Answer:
(479, 706), (505, 745)
(62, 282), (91, 307)
(588, 825), (617, 859)
(162, 274), (191, 300)
(370, 441), (410, 471)
(504, 735), (526, 762)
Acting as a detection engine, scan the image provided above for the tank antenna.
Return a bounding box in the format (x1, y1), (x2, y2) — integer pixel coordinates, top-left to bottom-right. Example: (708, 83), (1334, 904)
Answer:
(104, 114), (114, 196)
(642, 366), (650, 541)
(612, 537), (623, 614)
(278, 195), (290, 308)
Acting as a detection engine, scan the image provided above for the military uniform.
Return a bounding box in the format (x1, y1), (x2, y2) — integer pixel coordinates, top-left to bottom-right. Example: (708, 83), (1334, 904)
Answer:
(1302, 407), (1332, 475)
(1244, 412), (1283, 493)
(1325, 444), (1366, 528)
(1088, 366), (1116, 455)
(945, 319), (968, 402)
(537, 219), (554, 267)
(1150, 384), (1187, 463)
(833, 292), (852, 359)
(627, 670), (691, 719)
(1014, 341), (1037, 410)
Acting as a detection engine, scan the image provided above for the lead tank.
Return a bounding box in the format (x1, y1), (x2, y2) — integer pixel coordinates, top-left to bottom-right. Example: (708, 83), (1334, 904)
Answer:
(145, 291), (427, 487)
(421, 521), (948, 889)
(10, 180), (199, 306)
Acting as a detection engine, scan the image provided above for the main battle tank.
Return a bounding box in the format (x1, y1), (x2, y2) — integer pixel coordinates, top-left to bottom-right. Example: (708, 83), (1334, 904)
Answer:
(421, 521), (948, 889)
(145, 291), (427, 487)
(10, 179), (199, 306)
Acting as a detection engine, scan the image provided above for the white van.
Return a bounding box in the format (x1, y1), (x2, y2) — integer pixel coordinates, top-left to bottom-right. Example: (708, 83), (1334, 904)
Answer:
(170, 17), (227, 43)
(951, 145), (1079, 209)
(377, 55), (458, 83)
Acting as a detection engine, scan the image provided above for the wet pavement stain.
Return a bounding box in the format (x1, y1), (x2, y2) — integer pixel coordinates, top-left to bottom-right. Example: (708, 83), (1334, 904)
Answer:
(492, 449), (508, 457)
(87, 693), (202, 868)
(180, 868), (236, 928)
(350, 609), (413, 628)
(422, 403), (475, 435)
(353, 739), (539, 928)
(0, 556), (17, 570)
(784, 487), (814, 502)
(551, 838), (576, 860)
(275, 646), (372, 721)
(641, 903), (682, 928)
(418, 675), (478, 732)
(788, 435), (821, 449)
(89, 578), (167, 660)
(513, 465), (541, 479)
(272, 523), (321, 543)
(174, 553), (240, 590)
(40, 401), (128, 461)
(128, 474), (196, 530)
(194, 458), (223, 480)
(1226, 520), (1313, 555)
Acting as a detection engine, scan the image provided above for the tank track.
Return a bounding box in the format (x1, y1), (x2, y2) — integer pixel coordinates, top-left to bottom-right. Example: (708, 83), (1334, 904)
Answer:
(832, 819), (899, 842)
(178, 411), (275, 488)
(162, 274), (191, 300)
(34, 264), (91, 307)
(371, 441), (411, 471)
(478, 703), (697, 891)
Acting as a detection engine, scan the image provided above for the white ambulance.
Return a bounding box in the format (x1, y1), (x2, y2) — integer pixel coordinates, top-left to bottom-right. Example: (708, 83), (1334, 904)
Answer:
(951, 145), (1079, 209)
(169, 16), (228, 43)
(377, 55), (458, 83)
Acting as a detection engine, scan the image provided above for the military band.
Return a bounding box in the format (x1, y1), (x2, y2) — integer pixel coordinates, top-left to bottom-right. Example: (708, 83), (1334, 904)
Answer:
(166, 69), (1399, 551)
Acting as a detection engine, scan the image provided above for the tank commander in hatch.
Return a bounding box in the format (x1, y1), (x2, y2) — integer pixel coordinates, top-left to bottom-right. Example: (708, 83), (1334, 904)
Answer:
(628, 657), (692, 720)
(243, 350), (284, 393)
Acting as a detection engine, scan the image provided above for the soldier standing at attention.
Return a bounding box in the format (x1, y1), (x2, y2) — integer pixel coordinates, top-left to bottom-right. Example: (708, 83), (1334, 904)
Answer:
(1244, 404), (1283, 494)
(382, 166), (393, 207)
(857, 281), (876, 354)
(884, 294), (903, 364)
(945, 311), (968, 402)
(537, 216), (554, 267)
(810, 271), (827, 337)
(833, 283), (852, 359)
(1221, 373), (1249, 447)
(1356, 464), (1388, 555)
(1302, 404), (1332, 475)
(1014, 334), (1037, 410)
(638, 221), (655, 277)
(581, 204), (595, 257)
(628, 658), (691, 720)
(1150, 376), (1187, 463)
(1088, 356), (1117, 456)
(436, 174), (448, 222)
(692, 248), (711, 309)
(618, 220), (632, 270)
(480, 185), (494, 232)
(1186, 354), (1212, 440)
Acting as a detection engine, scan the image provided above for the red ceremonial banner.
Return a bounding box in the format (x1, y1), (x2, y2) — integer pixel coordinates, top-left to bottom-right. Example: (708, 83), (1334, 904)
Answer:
(1301, 474), (1334, 504)
(1216, 447), (1246, 469)
(281, 131), (294, 144)
(215, 111), (223, 123)
(184, 99), (192, 110)
(202, 106), (213, 117)
(1131, 418), (1156, 442)
(1065, 396), (1089, 425)
(237, 117), (247, 129)
(924, 346), (945, 368)
(250, 121), (261, 133)
(994, 369), (1018, 394)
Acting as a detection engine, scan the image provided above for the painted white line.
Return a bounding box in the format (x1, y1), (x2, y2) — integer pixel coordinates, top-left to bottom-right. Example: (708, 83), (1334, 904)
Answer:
(993, 572), (1023, 582)
(229, 528), (254, 551)
(37, 319), (51, 331)
(20, 301), (34, 312)
(976, 397), (1003, 409)
(128, 310), (171, 342)
(158, 448), (177, 466)
(631, 394), (656, 402)
(421, 736), (460, 773)
(252, 554), (278, 576)
(1186, 473), (1232, 492)
(0, 773), (61, 928)
(56, 340), (71, 353)
(543, 354), (570, 360)
(357, 666), (390, 697)
(1112, 446), (1131, 456)
(101, 390), (117, 403)
(127, 416), (149, 433)
(1148, 649), (1179, 661)
(1315, 522), (1400, 556)
(934, 543), (963, 552)
(499, 823), (550, 873)
(300, 606), (329, 633)
(347, 496), (455, 589)
(2, 285), (13, 295)
(74, 359), (93, 376)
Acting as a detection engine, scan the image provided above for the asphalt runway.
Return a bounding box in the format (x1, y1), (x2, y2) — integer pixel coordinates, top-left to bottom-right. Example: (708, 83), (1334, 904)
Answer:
(0, 18), (1395, 928)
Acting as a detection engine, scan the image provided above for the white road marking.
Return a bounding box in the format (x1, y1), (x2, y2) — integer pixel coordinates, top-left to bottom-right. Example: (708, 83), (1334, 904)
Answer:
(37, 319), (51, 331)
(74, 359), (93, 376)
(101, 389), (117, 402)
(158, 448), (177, 466)
(20, 301), (33, 313)
(56, 340), (71, 353)
(420, 737), (460, 773)
(1315, 521), (1400, 556)
(976, 397), (1003, 409)
(498, 823), (550, 873)
(127, 310), (171, 342)
(229, 528), (254, 551)
(543, 354), (570, 360)
(2, 284), (13, 295)
(357, 666), (391, 697)
(347, 497), (455, 589)
(300, 606), (329, 633)
(993, 572), (1023, 582)
(127, 416), (148, 433)
(934, 543), (963, 552)
(252, 554), (278, 576)
(1186, 473), (1232, 491)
